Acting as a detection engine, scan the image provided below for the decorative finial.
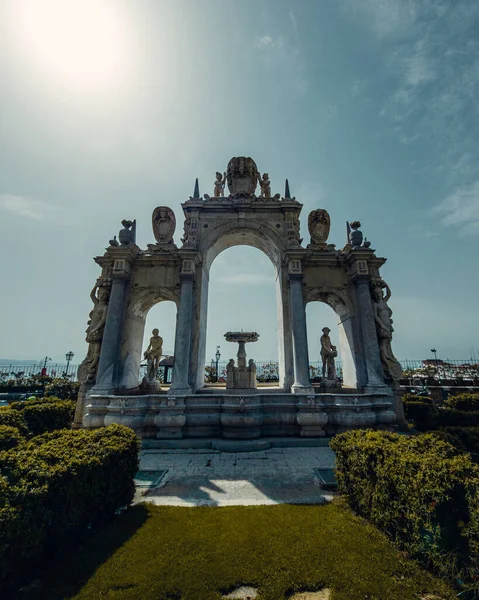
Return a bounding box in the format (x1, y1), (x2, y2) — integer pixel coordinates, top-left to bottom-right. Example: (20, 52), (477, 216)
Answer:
(109, 235), (119, 247)
(285, 179), (291, 199)
(193, 178), (200, 199)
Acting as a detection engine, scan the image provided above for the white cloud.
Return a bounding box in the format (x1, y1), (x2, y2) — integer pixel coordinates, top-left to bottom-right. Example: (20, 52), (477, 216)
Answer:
(0, 194), (55, 221)
(254, 32), (308, 94)
(433, 181), (479, 235)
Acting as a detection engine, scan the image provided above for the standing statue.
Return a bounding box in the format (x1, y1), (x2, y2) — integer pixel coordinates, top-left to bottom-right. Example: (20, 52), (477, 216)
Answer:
(320, 327), (337, 380)
(143, 328), (163, 382)
(214, 172), (227, 198)
(371, 279), (403, 382)
(258, 173), (271, 198)
(78, 284), (110, 384)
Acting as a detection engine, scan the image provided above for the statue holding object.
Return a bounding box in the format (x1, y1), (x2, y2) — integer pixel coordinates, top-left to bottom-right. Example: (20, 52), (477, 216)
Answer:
(78, 283), (110, 384)
(258, 173), (271, 198)
(141, 328), (163, 390)
(371, 279), (403, 382)
(320, 327), (338, 382)
(214, 172), (227, 197)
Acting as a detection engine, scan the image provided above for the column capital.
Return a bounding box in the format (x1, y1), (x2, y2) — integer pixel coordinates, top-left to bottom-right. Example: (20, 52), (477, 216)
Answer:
(288, 272), (304, 283)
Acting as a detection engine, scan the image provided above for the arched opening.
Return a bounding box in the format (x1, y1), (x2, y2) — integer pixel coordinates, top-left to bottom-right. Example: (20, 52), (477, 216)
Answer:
(306, 302), (342, 383)
(141, 300), (177, 385)
(191, 220), (291, 392)
(305, 298), (358, 389)
(119, 291), (179, 391)
(206, 246), (279, 386)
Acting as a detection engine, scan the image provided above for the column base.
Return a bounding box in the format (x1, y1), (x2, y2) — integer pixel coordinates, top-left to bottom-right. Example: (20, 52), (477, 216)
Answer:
(291, 383), (315, 395)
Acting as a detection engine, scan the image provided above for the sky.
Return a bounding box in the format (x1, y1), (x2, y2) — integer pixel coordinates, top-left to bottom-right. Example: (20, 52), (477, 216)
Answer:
(1, 0), (479, 369)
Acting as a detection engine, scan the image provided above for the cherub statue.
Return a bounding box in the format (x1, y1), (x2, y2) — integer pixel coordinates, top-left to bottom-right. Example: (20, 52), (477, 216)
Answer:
(258, 173), (271, 198)
(214, 172), (226, 198)
(371, 280), (402, 382)
(144, 328), (163, 381)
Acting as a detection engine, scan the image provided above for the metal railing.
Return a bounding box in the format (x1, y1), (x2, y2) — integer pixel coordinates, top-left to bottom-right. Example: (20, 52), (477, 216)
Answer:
(2, 358), (478, 386)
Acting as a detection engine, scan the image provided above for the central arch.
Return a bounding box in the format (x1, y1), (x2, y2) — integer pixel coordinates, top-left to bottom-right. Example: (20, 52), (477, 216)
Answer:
(189, 217), (293, 392)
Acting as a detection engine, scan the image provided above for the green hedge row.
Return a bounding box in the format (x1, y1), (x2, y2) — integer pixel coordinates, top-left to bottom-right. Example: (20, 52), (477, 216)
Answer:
(330, 429), (479, 583)
(0, 424), (140, 591)
(403, 400), (479, 431)
(0, 425), (24, 451)
(432, 427), (479, 457)
(444, 393), (479, 412)
(0, 396), (74, 437)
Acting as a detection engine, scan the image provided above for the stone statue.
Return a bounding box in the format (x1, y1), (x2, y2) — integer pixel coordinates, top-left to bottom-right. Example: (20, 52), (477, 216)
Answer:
(226, 359), (235, 388)
(143, 328), (163, 382)
(214, 172), (226, 198)
(258, 173), (271, 198)
(320, 327), (337, 380)
(248, 358), (257, 389)
(78, 284), (110, 383)
(371, 279), (402, 382)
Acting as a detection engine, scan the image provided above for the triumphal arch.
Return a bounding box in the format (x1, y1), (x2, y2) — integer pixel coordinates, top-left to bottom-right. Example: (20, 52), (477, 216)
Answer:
(74, 157), (405, 440)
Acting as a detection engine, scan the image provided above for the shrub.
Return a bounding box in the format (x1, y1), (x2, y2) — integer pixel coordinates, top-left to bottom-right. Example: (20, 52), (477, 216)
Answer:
(45, 377), (80, 400)
(0, 425), (23, 451)
(444, 393), (479, 412)
(432, 427), (479, 457)
(330, 429), (479, 584)
(402, 393), (433, 405)
(0, 406), (29, 436)
(7, 396), (75, 436)
(438, 408), (479, 428)
(404, 401), (438, 431)
(0, 424), (140, 591)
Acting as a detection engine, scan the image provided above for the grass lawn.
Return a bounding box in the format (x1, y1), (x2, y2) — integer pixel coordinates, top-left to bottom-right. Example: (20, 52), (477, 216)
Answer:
(28, 501), (455, 600)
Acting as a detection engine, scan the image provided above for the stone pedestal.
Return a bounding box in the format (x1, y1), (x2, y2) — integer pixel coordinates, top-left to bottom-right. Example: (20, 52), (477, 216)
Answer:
(297, 396), (328, 437)
(221, 396), (263, 439)
(155, 396), (186, 439)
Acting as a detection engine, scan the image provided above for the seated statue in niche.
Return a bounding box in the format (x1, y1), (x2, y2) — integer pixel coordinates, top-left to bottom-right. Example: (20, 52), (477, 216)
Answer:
(214, 171), (227, 198)
(143, 328), (163, 383)
(320, 327), (337, 381)
(258, 173), (271, 198)
(78, 284), (110, 384)
(371, 279), (403, 382)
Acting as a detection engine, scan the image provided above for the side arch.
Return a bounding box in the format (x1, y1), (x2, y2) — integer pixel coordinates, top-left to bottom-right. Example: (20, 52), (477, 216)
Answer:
(119, 287), (180, 391)
(305, 285), (361, 388)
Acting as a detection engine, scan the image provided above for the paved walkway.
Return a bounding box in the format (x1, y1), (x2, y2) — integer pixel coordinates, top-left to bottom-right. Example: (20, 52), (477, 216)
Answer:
(136, 446), (336, 507)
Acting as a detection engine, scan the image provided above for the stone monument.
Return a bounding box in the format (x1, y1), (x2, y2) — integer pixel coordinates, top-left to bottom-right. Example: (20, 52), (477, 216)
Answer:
(75, 155), (405, 439)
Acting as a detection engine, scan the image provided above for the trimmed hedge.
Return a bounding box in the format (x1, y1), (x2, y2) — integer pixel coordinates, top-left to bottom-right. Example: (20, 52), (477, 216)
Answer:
(0, 396), (74, 437)
(402, 393), (433, 405)
(432, 427), (479, 457)
(438, 408), (479, 428)
(444, 393), (479, 412)
(404, 401), (438, 431)
(0, 425), (23, 451)
(330, 429), (479, 583)
(0, 424), (140, 591)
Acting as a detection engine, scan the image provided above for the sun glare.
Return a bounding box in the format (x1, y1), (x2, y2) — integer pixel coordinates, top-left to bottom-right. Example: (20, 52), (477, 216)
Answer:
(12, 0), (128, 89)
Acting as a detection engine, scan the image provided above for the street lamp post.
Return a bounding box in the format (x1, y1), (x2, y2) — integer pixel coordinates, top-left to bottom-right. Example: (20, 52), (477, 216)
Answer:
(430, 348), (443, 381)
(215, 346), (221, 383)
(65, 351), (74, 378)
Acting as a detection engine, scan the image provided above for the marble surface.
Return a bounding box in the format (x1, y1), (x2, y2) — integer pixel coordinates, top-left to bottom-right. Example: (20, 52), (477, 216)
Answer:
(136, 446), (336, 507)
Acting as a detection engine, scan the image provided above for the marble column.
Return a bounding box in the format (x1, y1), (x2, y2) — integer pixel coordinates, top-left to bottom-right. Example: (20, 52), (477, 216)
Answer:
(354, 276), (387, 389)
(289, 273), (313, 394)
(170, 272), (194, 394)
(91, 277), (129, 394)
